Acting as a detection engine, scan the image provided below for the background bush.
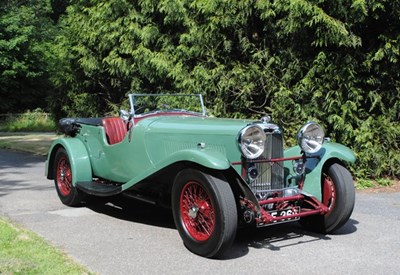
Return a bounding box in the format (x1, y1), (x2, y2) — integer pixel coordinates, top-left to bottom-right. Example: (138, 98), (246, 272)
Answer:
(0, 109), (56, 132)
(1, 0), (399, 180)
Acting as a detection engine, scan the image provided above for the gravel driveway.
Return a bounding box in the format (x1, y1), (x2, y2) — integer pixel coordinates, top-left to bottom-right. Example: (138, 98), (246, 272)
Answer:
(1, 149), (399, 275)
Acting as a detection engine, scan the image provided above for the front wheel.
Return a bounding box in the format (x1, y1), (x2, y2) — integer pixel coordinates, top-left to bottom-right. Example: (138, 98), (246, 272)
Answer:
(171, 169), (237, 258)
(54, 148), (85, 206)
(300, 163), (355, 233)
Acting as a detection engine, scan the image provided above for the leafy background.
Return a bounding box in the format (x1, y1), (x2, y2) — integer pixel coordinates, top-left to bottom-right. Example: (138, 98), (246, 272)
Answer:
(1, 0), (399, 181)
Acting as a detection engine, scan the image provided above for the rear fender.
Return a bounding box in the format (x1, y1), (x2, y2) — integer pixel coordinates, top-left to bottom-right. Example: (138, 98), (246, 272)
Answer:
(284, 142), (355, 200)
(46, 138), (92, 186)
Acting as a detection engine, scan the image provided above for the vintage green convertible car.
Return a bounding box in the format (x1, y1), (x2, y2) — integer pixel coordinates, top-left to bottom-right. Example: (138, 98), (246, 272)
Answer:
(46, 93), (355, 258)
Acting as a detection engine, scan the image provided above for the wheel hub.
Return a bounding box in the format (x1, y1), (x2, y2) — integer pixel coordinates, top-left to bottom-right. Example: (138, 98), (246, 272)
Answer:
(188, 206), (199, 218)
(60, 170), (65, 181)
(323, 175), (336, 214)
(180, 181), (215, 242)
(57, 157), (72, 196)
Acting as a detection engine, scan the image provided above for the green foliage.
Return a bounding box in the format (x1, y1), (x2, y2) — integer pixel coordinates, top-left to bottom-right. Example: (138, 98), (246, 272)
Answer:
(1, 0), (398, 180)
(355, 179), (374, 190)
(0, 0), (59, 113)
(376, 178), (392, 187)
(355, 177), (394, 189)
(50, 0), (399, 179)
(0, 109), (56, 132)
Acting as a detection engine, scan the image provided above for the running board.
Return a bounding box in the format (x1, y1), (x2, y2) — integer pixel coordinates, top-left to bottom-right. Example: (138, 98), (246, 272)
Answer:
(76, 181), (122, 197)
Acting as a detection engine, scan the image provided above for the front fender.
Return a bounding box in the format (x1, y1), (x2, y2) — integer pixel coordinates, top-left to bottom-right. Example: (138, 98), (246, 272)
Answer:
(46, 137), (92, 186)
(284, 142), (355, 200)
(121, 148), (231, 191)
(162, 149), (231, 170)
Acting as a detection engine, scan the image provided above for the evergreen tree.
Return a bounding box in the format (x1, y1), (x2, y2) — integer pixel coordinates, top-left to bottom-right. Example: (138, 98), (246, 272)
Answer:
(0, 0), (57, 113)
(2, 0), (397, 179)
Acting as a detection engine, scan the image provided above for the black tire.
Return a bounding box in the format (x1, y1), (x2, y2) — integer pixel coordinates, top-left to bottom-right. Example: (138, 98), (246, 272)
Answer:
(171, 168), (237, 258)
(300, 163), (355, 233)
(53, 148), (85, 206)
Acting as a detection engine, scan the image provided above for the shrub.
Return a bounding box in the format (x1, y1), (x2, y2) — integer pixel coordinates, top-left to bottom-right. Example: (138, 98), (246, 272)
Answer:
(0, 109), (56, 132)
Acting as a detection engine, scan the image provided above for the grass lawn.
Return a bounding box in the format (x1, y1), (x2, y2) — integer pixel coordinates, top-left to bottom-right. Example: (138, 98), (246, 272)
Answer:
(0, 133), (93, 274)
(0, 218), (92, 274)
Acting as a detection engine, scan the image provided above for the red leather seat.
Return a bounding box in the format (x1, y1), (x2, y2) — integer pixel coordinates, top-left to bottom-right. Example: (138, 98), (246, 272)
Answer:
(102, 117), (127, 145)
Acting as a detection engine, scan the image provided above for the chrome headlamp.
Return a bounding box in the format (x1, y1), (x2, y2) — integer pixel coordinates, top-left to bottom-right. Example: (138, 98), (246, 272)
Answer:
(238, 125), (266, 159)
(297, 122), (325, 154)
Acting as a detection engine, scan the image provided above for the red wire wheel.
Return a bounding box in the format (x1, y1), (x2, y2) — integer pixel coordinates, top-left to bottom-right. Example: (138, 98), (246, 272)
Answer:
(56, 156), (72, 196)
(53, 148), (84, 206)
(322, 174), (336, 217)
(299, 163), (355, 233)
(172, 169), (237, 258)
(180, 181), (216, 242)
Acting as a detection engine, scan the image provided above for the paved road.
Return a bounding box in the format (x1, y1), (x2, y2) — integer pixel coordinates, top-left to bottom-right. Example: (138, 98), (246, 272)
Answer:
(1, 149), (399, 275)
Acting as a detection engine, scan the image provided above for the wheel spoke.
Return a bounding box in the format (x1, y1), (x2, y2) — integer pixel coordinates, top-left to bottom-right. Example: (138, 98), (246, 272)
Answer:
(57, 157), (72, 196)
(323, 174), (336, 215)
(180, 181), (215, 242)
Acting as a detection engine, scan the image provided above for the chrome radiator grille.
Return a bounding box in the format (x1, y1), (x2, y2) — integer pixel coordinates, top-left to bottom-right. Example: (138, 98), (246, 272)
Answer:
(248, 132), (284, 200)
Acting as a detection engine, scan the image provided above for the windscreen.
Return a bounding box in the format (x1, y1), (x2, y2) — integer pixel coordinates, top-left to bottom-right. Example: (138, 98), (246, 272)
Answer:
(129, 94), (206, 116)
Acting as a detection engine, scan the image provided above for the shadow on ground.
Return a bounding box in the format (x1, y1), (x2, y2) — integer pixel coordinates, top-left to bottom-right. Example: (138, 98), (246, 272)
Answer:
(83, 194), (358, 260)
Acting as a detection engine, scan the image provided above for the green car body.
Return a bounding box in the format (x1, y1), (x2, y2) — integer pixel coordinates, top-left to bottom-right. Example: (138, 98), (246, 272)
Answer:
(46, 94), (356, 258)
(46, 115), (354, 197)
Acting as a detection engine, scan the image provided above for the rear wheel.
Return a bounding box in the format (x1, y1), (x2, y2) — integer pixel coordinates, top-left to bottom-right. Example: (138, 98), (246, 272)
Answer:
(54, 148), (84, 206)
(172, 169), (237, 258)
(300, 163), (355, 233)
